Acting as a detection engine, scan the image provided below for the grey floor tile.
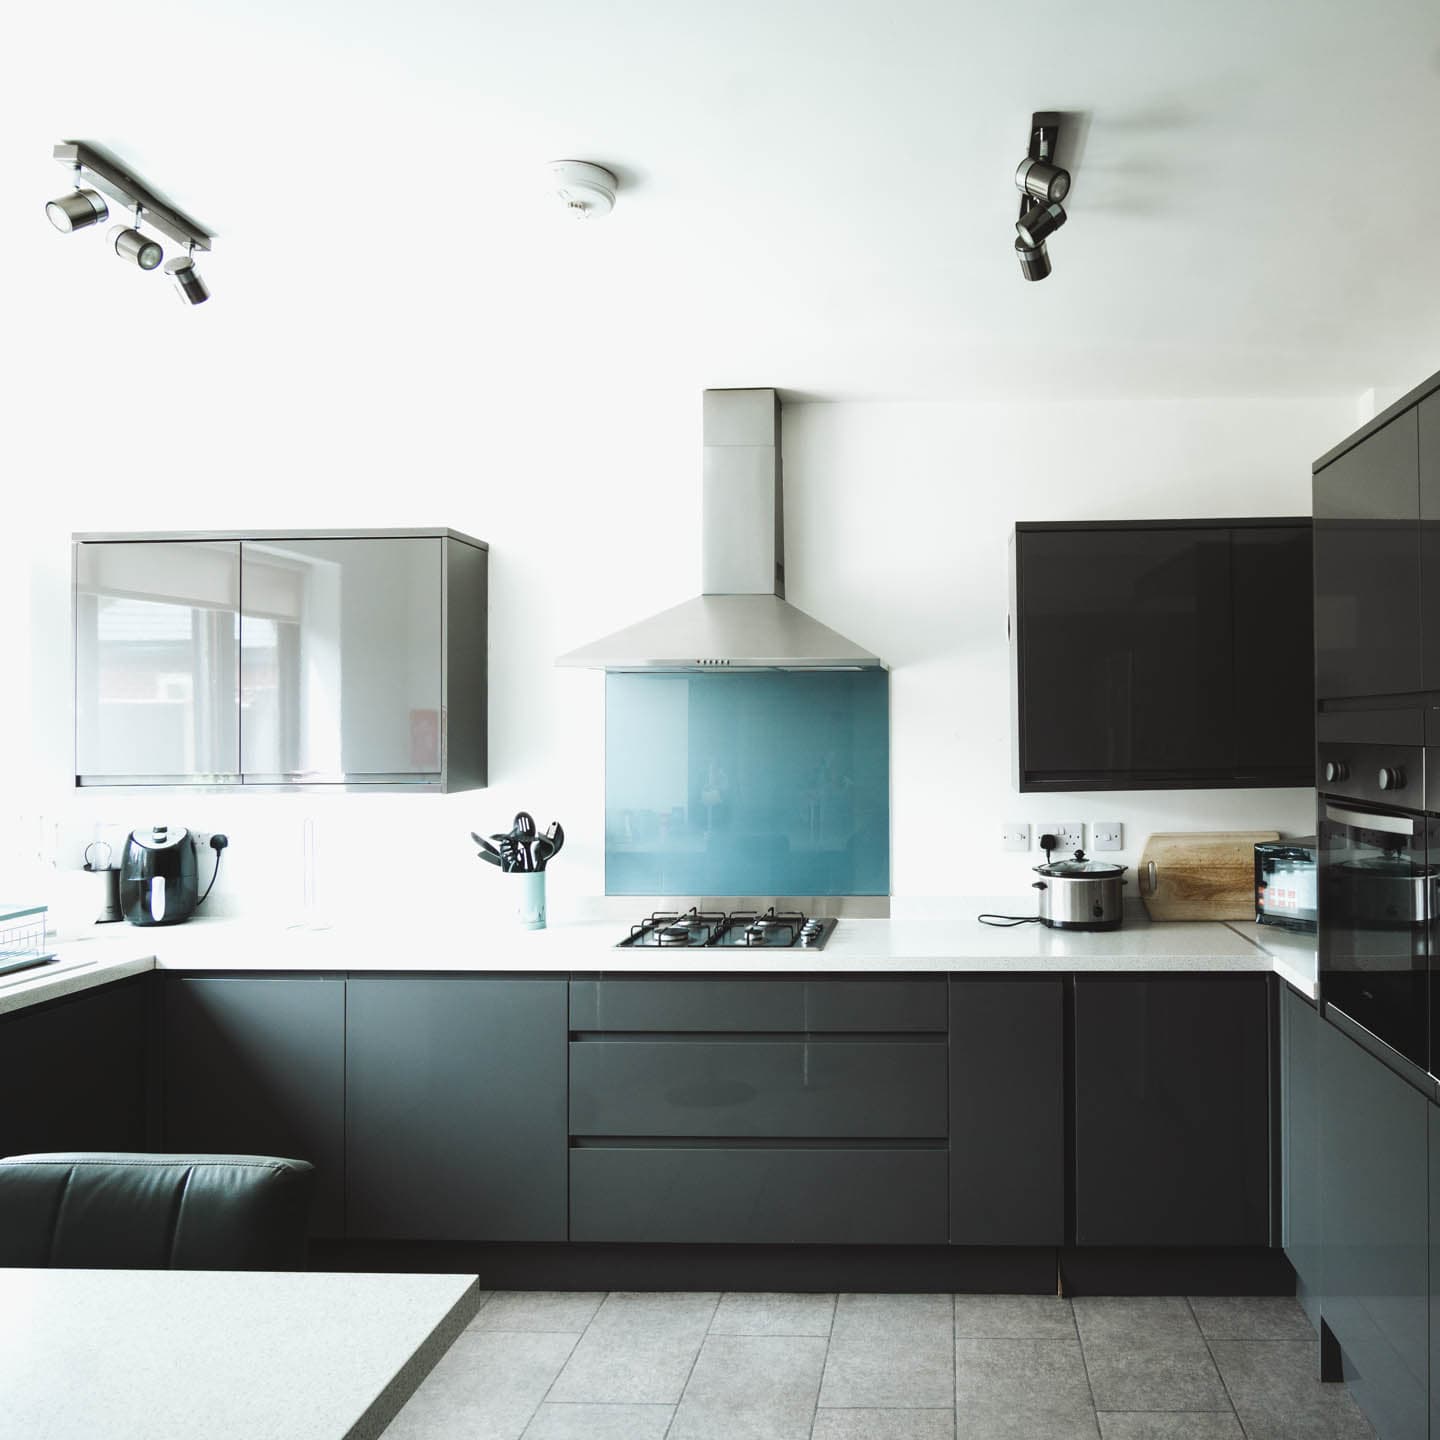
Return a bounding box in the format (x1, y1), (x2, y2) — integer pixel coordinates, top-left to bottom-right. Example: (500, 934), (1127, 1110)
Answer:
(669, 1334), (826, 1439)
(1208, 1340), (1378, 1439)
(1082, 1341), (1229, 1412)
(954, 1335), (1093, 1409)
(953, 1294), (1076, 1338)
(384, 1330), (579, 1440)
(710, 1291), (836, 1336)
(812, 1410), (956, 1439)
(1097, 1416), (1243, 1440)
(521, 1401), (674, 1439)
(547, 1329), (707, 1405)
(1074, 1297), (1203, 1346)
(586, 1290), (719, 1339)
(954, 1401), (1100, 1439)
(820, 1294), (954, 1408)
(1187, 1296), (1316, 1342)
(472, 1291), (606, 1333)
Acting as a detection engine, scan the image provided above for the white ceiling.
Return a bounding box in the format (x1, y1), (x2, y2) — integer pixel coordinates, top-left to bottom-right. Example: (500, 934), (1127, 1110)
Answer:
(5, 0), (1440, 401)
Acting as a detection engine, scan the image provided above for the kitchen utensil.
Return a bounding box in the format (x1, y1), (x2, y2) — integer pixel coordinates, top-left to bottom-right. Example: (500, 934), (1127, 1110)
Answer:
(513, 812), (536, 839)
(1032, 849), (1127, 931)
(1139, 830), (1280, 921)
(544, 822), (564, 859)
(475, 848), (503, 869)
(470, 831), (502, 860)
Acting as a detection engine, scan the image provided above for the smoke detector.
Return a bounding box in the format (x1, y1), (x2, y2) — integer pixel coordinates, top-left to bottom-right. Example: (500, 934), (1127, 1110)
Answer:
(547, 160), (618, 219)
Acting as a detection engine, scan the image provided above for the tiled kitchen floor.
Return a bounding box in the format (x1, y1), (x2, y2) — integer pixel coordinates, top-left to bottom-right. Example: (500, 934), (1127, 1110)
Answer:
(384, 1291), (1376, 1440)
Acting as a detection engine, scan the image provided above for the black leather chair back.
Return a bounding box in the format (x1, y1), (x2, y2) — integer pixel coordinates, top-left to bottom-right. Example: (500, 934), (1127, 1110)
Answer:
(0, 1153), (314, 1270)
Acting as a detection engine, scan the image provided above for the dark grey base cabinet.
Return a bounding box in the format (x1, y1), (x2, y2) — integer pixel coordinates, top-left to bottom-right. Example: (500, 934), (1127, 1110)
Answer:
(1074, 976), (1271, 1247)
(345, 977), (567, 1242)
(163, 975), (346, 1236)
(0, 978), (149, 1161)
(570, 1148), (948, 1244)
(949, 979), (1064, 1245)
(1279, 983), (1322, 1328)
(1319, 1016), (1428, 1440)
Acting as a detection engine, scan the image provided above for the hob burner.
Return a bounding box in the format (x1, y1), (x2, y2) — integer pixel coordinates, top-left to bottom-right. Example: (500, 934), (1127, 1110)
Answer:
(617, 907), (838, 951)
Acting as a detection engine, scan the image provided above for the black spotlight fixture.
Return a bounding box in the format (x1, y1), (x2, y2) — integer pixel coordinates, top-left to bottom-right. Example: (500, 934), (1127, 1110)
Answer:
(47, 141), (214, 302)
(1014, 113), (1072, 282)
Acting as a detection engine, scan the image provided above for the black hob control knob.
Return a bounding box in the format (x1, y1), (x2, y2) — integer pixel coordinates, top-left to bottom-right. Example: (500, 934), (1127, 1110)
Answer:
(1378, 766), (1406, 791)
(1323, 760), (1348, 784)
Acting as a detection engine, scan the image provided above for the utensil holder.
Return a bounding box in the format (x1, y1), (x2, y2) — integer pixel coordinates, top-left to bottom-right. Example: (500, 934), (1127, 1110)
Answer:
(513, 871), (546, 930)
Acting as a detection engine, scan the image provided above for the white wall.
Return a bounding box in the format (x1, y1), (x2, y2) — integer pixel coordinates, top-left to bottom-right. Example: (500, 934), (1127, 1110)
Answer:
(4, 376), (1355, 925)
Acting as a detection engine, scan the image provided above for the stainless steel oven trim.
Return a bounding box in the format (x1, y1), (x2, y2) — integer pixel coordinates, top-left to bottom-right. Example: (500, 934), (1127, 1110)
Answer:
(1323, 803), (1418, 836)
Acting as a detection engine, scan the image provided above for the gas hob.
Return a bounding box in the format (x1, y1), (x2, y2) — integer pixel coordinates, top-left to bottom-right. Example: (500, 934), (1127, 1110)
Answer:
(616, 907), (838, 951)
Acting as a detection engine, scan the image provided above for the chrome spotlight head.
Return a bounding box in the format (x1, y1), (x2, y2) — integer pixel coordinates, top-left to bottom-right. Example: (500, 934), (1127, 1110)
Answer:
(1016, 234), (1051, 281)
(46, 188), (108, 232)
(164, 256), (210, 305)
(1016, 201), (1067, 248)
(108, 225), (163, 271)
(1015, 158), (1071, 205)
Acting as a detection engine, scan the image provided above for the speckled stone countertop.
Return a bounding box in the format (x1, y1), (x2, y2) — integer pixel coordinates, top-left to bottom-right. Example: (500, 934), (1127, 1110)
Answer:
(0, 1267), (482, 1440)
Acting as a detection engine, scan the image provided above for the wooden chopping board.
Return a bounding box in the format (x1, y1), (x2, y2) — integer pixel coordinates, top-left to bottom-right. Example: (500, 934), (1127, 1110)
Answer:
(1138, 830), (1279, 921)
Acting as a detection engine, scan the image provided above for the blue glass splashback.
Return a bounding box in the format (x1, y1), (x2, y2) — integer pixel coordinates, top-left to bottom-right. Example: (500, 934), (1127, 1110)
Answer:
(606, 670), (890, 896)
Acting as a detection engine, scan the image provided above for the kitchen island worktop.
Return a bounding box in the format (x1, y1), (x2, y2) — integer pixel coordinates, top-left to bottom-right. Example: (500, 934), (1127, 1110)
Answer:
(0, 901), (1318, 1017)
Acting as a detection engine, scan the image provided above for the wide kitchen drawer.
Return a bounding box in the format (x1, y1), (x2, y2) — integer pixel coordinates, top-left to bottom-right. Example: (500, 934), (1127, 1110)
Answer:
(570, 1146), (949, 1243)
(569, 977), (947, 1033)
(569, 1039), (948, 1138)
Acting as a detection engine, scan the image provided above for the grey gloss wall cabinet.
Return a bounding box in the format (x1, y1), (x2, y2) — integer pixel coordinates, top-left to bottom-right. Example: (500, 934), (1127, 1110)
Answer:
(949, 979), (1064, 1245)
(73, 529), (487, 791)
(1073, 976), (1271, 1246)
(568, 976), (950, 1245)
(162, 976), (346, 1236)
(345, 977), (567, 1242)
(1318, 1016), (1428, 1440)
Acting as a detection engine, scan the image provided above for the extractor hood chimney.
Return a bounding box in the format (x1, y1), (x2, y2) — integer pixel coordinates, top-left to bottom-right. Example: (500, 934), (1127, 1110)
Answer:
(556, 389), (883, 671)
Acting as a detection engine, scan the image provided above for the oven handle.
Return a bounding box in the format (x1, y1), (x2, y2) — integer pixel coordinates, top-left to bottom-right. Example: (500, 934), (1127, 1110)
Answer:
(1323, 803), (1419, 837)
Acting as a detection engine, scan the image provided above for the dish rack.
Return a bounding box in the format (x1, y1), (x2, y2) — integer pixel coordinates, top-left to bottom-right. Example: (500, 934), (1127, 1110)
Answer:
(0, 904), (52, 964)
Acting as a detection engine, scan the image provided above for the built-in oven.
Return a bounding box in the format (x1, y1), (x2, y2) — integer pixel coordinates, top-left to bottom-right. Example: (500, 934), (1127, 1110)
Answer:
(1318, 786), (1434, 1077)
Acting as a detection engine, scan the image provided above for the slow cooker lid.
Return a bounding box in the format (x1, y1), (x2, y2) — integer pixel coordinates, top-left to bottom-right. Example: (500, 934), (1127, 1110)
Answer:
(1036, 850), (1127, 878)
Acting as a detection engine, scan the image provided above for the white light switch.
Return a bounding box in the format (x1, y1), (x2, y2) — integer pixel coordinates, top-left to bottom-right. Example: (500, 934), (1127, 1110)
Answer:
(1092, 821), (1124, 852)
(1002, 822), (1032, 852)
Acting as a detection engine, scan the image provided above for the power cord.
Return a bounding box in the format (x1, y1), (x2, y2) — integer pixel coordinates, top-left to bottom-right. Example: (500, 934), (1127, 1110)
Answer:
(977, 912), (1041, 927)
(197, 833), (228, 907)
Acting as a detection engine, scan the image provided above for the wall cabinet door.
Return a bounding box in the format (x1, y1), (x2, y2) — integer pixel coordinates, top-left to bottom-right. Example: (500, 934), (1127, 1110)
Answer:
(240, 538), (443, 782)
(345, 977), (567, 1242)
(1419, 394), (1440, 691)
(949, 979), (1063, 1245)
(74, 540), (240, 783)
(0, 978), (149, 1160)
(162, 976), (346, 1236)
(1314, 410), (1421, 700)
(1318, 1017), (1427, 1440)
(1279, 983), (1322, 1328)
(1074, 976), (1271, 1246)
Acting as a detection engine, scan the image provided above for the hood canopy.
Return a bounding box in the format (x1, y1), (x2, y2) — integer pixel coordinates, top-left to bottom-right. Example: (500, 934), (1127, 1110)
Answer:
(557, 388), (883, 671)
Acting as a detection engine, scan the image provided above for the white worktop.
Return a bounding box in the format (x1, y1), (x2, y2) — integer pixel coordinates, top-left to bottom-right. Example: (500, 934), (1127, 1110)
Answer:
(0, 1267), (482, 1440)
(0, 900), (1318, 1016)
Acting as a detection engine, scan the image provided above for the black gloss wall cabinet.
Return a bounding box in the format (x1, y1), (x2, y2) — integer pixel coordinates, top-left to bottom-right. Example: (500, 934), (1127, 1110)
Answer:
(345, 977), (567, 1242)
(162, 976), (347, 1236)
(1314, 410), (1421, 701)
(1073, 976), (1271, 1246)
(1011, 519), (1313, 791)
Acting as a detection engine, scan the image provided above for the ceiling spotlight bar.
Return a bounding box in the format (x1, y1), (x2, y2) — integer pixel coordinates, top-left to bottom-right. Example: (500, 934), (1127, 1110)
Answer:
(51, 141), (212, 252)
(1013, 112), (1071, 283)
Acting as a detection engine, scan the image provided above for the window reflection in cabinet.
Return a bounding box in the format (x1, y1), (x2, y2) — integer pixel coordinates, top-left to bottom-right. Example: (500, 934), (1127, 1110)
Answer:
(74, 540), (240, 783)
(239, 538), (443, 781)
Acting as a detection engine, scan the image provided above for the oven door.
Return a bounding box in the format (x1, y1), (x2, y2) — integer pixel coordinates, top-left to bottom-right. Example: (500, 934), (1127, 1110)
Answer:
(1319, 801), (1434, 1075)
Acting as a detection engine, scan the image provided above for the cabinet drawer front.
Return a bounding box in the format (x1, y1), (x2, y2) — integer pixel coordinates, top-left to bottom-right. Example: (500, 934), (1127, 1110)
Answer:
(569, 978), (947, 1033)
(570, 1147), (948, 1244)
(570, 1040), (947, 1138)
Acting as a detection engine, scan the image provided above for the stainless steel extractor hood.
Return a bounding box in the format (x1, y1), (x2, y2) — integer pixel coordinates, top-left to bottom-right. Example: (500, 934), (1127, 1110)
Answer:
(556, 389), (883, 671)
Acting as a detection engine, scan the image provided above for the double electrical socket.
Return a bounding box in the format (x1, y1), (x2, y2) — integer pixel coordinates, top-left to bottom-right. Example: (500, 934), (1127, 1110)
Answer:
(1001, 821), (1124, 853)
